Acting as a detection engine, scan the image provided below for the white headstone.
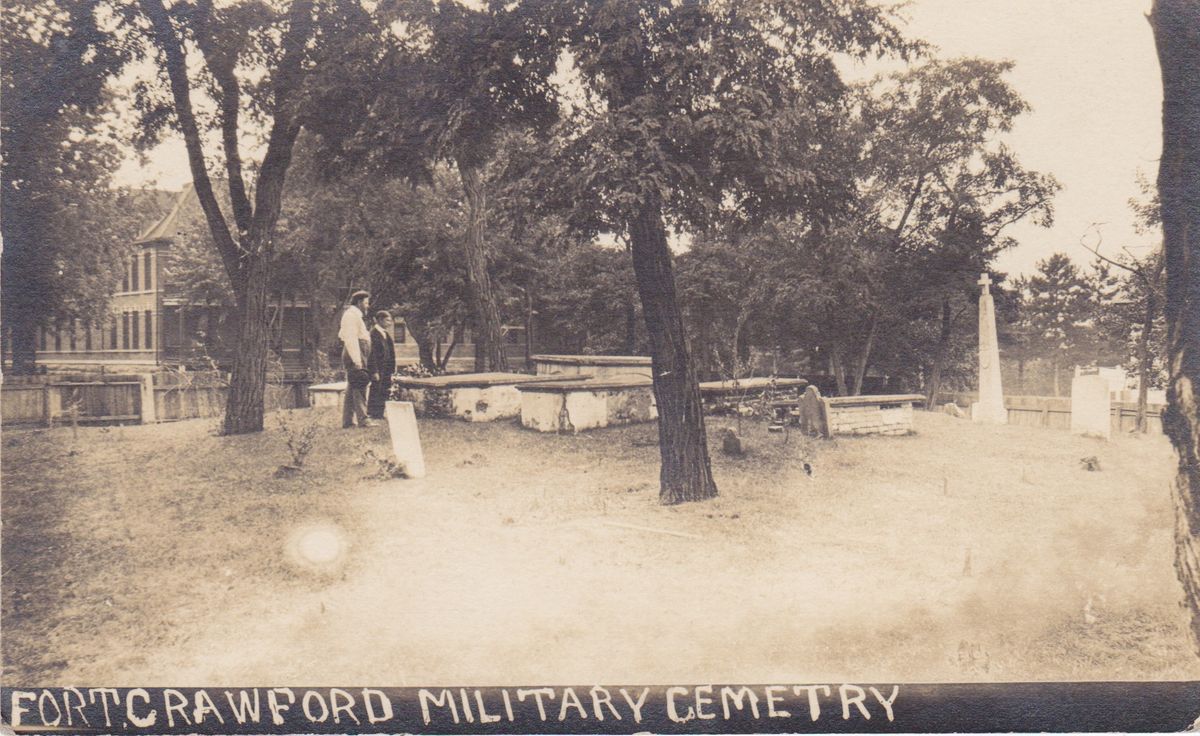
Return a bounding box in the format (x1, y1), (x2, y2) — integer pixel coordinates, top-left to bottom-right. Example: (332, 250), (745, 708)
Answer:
(1070, 374), (1111, 439)
(385, 401), (426, 477)
(973, 273), (1007, 424)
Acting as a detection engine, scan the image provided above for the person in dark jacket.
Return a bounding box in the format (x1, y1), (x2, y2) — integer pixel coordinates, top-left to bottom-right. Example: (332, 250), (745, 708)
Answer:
(367, 310), (397, 419)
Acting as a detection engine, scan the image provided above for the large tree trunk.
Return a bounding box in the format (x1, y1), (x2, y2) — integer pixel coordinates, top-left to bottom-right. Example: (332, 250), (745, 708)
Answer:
(1153, 0), (1200, 655)
(624, 296), (638, 355)
(1, 179), (45, 374)
(457, 161), (508, 372)
(223, 255), (271, 434)
(628, 199), (717, 505)
(830, 343), (849, 396)
(925, 296), (953, 408)
(1136, 290), (1157, 433)
(851, 314), (879, 396)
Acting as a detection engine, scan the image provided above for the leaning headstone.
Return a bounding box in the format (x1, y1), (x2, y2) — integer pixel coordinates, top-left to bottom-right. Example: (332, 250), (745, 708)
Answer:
(1070, 374), (1111, 440)
(719, 427), (745, 456)
(385, 400), (426, 477)
(797, 385), (829, 438)
(942, 402), (967, 419)
(972, 273), (1008, 424)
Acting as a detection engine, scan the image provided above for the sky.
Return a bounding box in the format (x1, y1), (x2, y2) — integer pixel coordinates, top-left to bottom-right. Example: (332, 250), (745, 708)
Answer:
(114, 0), (1165, 277)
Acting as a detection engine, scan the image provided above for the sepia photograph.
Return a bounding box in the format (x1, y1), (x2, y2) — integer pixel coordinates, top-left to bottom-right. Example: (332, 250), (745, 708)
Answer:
(2, 0), (1199, 732)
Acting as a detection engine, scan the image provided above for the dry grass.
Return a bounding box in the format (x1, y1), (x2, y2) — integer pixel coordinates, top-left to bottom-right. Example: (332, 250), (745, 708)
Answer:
(2, 409), (1196, 685)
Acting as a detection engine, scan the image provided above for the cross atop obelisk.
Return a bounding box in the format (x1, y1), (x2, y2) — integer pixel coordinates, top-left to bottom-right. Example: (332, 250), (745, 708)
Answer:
(972, 272), (1007, 424)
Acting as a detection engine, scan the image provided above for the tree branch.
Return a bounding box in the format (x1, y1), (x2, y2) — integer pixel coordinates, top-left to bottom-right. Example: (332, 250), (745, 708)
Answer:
(139, 0), (245, 292)
(192, 0), (254, 234)
(247, 0), (315, 245)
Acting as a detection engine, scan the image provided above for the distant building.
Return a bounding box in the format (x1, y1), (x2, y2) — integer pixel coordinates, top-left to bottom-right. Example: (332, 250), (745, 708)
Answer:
(35, 185), (315, 375)
(34, 185), (531, 375)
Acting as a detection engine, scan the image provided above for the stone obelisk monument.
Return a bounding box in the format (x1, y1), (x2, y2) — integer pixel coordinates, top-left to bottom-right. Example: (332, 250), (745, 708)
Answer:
(972, 273), (1008, 424)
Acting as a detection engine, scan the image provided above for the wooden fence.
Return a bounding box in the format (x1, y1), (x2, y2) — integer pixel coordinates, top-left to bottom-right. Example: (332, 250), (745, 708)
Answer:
(935, 392), (1165, 435)
(2, 373), (308, 427)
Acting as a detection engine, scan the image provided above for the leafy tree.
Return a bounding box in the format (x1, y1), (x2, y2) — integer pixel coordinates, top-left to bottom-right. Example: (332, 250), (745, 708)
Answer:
(542, 0), (914, 504)
(307, 0), (561, 371)
(852, 59), (1059, 403)
(273, 151), (474, 373)
(135, 0), (337, 433)
(1078, 182), (1166, 432)
(1011, 254), (1096, 396)
(534, 240), (641, 356)
(1, 0), (142, 372)
(1149, 0), (1200, 654)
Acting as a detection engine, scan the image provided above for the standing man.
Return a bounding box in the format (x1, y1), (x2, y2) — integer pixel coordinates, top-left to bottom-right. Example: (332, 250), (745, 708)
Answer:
(339, 290), (373, 428)
(367, 310), (397, 419)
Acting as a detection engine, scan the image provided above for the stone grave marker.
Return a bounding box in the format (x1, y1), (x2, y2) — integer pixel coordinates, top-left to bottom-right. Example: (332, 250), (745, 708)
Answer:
(972, 273), (1008, 424)
(1070, 374), (1111, 440)
(797, 385), (829, 438)
(385, 400), (426, 477)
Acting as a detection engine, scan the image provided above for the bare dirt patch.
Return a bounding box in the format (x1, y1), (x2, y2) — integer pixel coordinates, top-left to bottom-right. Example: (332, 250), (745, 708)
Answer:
(3, 410), (1196, 685)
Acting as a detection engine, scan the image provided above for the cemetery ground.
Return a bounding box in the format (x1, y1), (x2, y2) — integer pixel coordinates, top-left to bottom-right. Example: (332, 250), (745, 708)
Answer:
(2, 409), (1198, 686)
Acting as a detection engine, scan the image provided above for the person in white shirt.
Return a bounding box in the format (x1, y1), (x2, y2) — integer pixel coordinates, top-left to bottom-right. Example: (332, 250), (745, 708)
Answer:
(339, 290), (373, 428)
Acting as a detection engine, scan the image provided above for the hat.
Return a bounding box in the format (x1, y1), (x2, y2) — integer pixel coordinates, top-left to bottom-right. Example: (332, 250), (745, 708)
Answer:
(349, 290), (370, 304)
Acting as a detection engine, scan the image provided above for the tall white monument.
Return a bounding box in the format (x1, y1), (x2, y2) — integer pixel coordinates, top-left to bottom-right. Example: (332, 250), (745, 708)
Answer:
(972, 273), (1008, 424)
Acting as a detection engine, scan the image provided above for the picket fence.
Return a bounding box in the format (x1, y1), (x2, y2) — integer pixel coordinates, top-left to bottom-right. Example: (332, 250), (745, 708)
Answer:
(1, 372), (308, 427)
(935, 392), (1165, 435)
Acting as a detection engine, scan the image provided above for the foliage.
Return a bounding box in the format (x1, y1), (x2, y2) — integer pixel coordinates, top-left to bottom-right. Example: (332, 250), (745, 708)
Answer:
(275, 408), (321, 469)
(1, 0), (147, 370)
(1009, 254), (1122, 395)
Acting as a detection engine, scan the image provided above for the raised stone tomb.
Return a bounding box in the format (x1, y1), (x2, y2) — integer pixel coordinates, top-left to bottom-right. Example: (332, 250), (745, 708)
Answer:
(823, 393), (925, 437)
(531, 354), (653, 381)
(517, 375), (657, 432)
(308, 381), (348, 408)
(395, 372), (578, 422)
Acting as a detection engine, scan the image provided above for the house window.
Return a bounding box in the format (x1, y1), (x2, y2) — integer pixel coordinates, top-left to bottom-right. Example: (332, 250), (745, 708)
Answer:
(131, 311), (139, 349)
(54, 327), (61, 352)
(122, 313), (130, 349)
(144, 252), (153, 291)
(69, 319), (78, 352)
(110, 319), (118, 349)
(84, 322), (93, 351)
(37, 328), (45, 352)
(130, 255), (139, 292)
(394, 321), (406, 343)
(144, 310), (153, 349)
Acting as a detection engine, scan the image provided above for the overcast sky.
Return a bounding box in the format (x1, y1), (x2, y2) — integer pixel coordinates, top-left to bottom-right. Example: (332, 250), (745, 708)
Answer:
(115, 0), (1165, 278)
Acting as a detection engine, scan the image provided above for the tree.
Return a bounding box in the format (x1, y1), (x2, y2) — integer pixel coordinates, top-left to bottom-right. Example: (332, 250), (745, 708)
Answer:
(273, 146), (474, 373)
(1149, 0), (1200, 655)
(136, 0), (328, 434)
(852, 59), (1058, 403)
(540, 0), (914, 503)
(1011, 254), (1097, 396)
(1, 0), (141, 372)
(307, 0), (562, 372)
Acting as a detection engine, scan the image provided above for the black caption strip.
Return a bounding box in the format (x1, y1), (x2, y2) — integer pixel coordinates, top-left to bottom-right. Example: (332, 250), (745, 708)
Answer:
(4, 683), (1198, 734)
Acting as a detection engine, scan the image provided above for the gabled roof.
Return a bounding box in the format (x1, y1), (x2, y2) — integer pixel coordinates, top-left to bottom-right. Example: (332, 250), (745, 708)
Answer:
(134, 183), (196, 245)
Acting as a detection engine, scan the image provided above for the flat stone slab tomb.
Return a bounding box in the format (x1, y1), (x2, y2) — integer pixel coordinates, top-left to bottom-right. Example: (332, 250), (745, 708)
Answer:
(698, 377), (808, 395)
(395, 372), (578, 422)
(530, 354), (653, 381)
(823, 393), (925, 436)
(308, 381), (347, 408)
(517, 376), (657, 432)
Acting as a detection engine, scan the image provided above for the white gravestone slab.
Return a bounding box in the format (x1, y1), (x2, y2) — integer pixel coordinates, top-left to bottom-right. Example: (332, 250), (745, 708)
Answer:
(1070, 374), (1112, 440)
(972, 273), (1008, 424)
(385, 401), (426, 477)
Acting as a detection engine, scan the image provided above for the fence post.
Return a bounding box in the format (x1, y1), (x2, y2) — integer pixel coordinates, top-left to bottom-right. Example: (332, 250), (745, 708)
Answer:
(139, 374), (157, 424)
